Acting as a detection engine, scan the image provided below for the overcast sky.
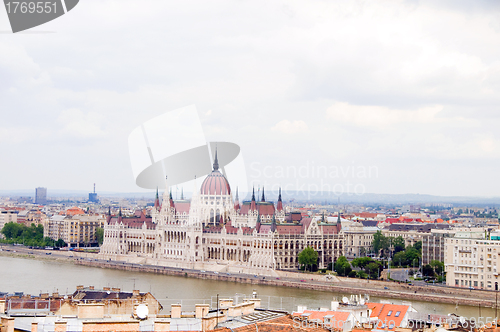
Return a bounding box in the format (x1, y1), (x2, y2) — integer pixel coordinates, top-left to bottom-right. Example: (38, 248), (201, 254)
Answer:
(1, 0), (500, 198)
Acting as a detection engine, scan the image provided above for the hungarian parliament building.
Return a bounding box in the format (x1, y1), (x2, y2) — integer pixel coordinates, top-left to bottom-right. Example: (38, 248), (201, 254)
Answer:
(99, 153), (344, 274)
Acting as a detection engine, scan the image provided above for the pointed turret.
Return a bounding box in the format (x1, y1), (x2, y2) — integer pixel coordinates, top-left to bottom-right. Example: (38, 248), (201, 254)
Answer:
(250, 187), (257, 211)
(234, 186), (240, 210)
(154, 187), (160, 210)
(271, 213), (277, 232)
(261, 186), (265, 202)
(181, 188), (184, 200)
(169, 189), (175, 208)
(337, 198), (341, 223)
(276, 187), (283, 211)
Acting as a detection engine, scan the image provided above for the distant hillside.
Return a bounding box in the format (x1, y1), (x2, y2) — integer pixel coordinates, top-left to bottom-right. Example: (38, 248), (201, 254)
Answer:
(1, 189), (498, 205)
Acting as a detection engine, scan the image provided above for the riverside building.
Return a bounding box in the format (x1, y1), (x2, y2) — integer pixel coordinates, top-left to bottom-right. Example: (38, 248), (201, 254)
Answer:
(99, 152), (344, 273)
(444, 231), (500, 290)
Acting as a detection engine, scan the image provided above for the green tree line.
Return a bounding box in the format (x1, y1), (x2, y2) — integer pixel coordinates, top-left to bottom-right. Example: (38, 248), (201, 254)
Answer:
(1, 222), (66, 248)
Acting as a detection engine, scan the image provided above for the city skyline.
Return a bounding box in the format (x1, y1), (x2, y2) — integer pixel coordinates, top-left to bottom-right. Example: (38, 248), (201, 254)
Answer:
(2, 1), (500, 197)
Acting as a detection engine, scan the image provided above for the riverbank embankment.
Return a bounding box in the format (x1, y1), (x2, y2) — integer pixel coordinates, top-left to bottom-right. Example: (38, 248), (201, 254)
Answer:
(75, 258), (497, 307)
(1, 244), (496, 308)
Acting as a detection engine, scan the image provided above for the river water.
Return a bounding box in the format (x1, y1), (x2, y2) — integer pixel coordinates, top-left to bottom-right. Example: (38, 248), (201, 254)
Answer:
(0, 256), (496, 320)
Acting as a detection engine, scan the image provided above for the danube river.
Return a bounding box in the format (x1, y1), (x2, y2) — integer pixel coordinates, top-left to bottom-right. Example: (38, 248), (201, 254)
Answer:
(0, 255), (496, 319)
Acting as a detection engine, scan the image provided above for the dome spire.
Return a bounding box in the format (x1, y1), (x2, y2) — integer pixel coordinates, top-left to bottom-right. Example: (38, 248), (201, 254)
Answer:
(213, 147), (219, 171)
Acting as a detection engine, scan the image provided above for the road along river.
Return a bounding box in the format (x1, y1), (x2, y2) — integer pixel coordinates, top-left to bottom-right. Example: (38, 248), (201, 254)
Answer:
(0, 254), (497, 320)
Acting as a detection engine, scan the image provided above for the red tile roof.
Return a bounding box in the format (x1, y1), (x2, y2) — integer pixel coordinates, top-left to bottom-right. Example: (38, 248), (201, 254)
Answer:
(174, 201), (191, 214)
(226, 314), (332, 332)
(367, 303), (409, 330)
(276, 225), (303, 235)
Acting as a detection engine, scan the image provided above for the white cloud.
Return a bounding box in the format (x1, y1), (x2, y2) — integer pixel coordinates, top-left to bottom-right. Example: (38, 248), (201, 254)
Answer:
(57, 109), (106, 139)
(271, 120), (309, 134)
(1, 0), (500, 196)
(325, 102), (477, 128)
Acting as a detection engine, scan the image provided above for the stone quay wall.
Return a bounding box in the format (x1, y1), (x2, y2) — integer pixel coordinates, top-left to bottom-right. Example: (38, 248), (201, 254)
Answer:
(75, 260), (497, 307)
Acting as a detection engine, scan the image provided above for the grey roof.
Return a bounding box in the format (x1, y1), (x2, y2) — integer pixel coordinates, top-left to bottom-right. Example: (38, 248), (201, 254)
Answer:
(169, 318), (202, 331)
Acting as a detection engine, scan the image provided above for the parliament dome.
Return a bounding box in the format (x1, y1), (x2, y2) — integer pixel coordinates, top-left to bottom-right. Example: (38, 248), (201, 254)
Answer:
(200, 151), (231, 195)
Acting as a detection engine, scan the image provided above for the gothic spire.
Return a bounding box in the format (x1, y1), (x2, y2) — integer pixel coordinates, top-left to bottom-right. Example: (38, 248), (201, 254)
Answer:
(181, 188), (184, 200)
(213, 147), (219, 171)
(234, 186), (240, 210)
(154, 187), (160, 210)
(250, 187), (257, 211)
(261, 186), (265, 202)
(277, 187), (283, 211)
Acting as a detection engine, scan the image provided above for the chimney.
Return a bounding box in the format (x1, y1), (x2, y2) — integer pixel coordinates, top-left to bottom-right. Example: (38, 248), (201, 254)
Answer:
(89, 286), (94, 290)
(76, 285), (84, 290)
(103, 287), (110, 291)
(111, 288), (120, 292)
(171, 304), (182, 318)
(133, 290), (140, 296)
(195, 304), (210, 318)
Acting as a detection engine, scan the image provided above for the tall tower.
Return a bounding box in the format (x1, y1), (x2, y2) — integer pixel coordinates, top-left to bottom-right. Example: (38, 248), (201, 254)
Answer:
(35, 187), (47, 205)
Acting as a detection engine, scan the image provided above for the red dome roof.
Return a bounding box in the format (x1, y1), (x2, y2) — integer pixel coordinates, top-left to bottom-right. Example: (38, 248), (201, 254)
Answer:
(200, 170), (231, 195)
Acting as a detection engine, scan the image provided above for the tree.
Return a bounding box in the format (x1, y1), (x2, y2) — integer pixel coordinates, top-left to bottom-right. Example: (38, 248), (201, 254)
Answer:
(298, 246), (318, 272)
(95, 227), (104, 245)
(334, 256), (352, 276)
(393, 236), (405, 253)
(366, 262), (382, 279)
(359, 247), (366, 257)
(405, 247), (420, 265)
(422, 264), (434, 277)
(372, 231), (390, 257)
(414, 241), (422, 254)
(1, 222), (22, 239)
(351, 257), (373, 269)
(393, 251), (407, 267)
(55, 239), (66, 248)
(430, 260), (444, 275)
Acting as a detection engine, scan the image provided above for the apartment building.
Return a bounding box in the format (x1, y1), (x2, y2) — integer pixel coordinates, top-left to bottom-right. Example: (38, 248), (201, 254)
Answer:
(43, 214), (105, 246)
(342, 222), (378, 258)
(444, 231), (500, 290)
(383, 223), (451, 248)
(0, 210), (17, 236)
(421, 229), (457, 265)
